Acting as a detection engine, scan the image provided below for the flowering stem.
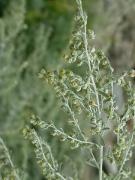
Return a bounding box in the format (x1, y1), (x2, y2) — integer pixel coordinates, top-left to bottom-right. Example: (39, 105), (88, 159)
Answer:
(99, 146), (103, 180)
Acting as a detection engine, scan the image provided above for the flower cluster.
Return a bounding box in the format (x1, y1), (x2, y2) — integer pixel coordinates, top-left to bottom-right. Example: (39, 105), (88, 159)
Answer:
(0, 137), (20, 180)
(23, 123), (66, 180)
(25, 0), (135, 179)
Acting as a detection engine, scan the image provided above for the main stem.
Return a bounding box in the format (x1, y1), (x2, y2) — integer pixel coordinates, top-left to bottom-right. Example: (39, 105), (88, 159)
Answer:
(99, 146), (103, 180)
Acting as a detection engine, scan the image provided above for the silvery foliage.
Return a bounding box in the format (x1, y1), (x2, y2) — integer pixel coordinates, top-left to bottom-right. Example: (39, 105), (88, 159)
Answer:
(23, 0), (135, 179)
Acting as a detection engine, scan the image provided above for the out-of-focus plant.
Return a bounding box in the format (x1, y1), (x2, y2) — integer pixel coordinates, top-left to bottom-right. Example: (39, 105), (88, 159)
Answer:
(23, 0), (135, 179)
(93, 0), (135, 72)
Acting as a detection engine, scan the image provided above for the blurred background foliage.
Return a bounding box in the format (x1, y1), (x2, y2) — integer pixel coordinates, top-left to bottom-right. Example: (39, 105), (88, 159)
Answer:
(0, 0), (134, 179)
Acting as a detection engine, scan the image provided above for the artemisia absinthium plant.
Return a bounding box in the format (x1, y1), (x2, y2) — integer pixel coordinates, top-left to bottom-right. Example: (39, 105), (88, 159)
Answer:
(0, 137), (20, 180)
(23, 0), (135, 179)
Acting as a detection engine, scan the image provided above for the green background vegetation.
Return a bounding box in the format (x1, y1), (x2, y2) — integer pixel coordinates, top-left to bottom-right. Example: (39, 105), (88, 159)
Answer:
(0, 0), (134, 179)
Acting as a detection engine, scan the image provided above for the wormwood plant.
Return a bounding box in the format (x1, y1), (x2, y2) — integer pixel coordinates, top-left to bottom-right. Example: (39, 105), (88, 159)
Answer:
(0, 137), (20, 179)
(23, 0), (135, 179)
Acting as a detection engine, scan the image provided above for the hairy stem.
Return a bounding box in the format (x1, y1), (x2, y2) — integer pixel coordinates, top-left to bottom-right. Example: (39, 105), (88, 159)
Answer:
(99, 146), (103, 180)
